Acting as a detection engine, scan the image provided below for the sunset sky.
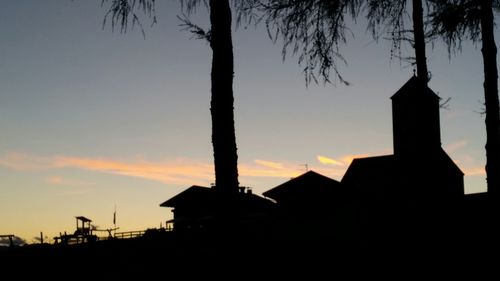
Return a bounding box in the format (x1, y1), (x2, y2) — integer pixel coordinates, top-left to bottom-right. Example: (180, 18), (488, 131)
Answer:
(0, 0), (495, 242)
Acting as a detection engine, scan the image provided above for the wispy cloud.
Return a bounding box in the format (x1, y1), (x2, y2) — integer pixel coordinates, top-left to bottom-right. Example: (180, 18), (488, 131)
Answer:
(445, 140), (468, 153)
(46, 176), (96, 187)
(317, 154), (370, 167)
(0, 152), (53, 170)
(254, 159), (285, 170)
(1, 151), (319, 185)
(317, 155), (345, 166)
(52, 156), (214, 186)
(241, 160), (302, 178)
(0, 151), (370, 186)
(314, 153), (378, 179)
(463, 166), (485, 176)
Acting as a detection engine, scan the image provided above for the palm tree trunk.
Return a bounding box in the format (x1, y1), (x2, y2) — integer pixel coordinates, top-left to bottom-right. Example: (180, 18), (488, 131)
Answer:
(412, 0), (429, 84)
(209, 0), (239, 193)
(480, 0), (500, 200)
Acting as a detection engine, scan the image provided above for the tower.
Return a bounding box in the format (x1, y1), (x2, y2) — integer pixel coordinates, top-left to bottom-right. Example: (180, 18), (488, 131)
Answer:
(390, 75), (464, 198)
(391, 75), (442, 159)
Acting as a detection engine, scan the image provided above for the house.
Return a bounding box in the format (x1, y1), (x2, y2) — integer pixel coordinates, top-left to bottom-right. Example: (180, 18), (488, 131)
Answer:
(160, 185), (275, 233)
(158, 75), (466, 244)
(341, 76), (465, 243)
(263, 170), (357, 240)
(263, 170), (344, 213)
(342, 76), (464, 202)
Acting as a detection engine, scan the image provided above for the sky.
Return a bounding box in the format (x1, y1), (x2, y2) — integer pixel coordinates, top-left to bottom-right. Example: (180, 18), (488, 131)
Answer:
(0, 0), (495, 243)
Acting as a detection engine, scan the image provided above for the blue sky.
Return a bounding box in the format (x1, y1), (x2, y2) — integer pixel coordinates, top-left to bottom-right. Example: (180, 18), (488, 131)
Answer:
(0, 0), (493, 242)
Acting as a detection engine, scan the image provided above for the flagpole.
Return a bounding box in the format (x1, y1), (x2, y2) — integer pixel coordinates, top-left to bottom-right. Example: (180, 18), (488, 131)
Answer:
(113, 204), (116, 233)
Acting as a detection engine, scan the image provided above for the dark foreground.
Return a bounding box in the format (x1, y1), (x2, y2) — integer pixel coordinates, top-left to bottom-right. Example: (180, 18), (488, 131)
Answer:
(1, 223), (499, 279)
(2, 194), (499, 278)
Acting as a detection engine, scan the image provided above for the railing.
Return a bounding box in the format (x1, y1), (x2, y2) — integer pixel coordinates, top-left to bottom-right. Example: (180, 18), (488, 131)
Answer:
(54, 228), (172, 244)
(53, 232), (99, 245)
(113, 230), (146, 239)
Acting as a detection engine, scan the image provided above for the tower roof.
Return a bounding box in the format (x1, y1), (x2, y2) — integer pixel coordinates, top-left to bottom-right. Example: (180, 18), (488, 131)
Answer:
(391, 75), (440, 101)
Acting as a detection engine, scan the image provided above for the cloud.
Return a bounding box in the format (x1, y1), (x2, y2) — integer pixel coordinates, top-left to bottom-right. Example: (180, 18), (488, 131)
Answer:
(0, 151), (344, 186)
(463, 166), (485, 176)
(47, 176), (64, 184)
(254, 159), (284, 170)
(0, 152), (52, 170)
(52, 156), (214, 186)
(48, 154), (311, 183)
(240, 162), (301, 178)
(317, 154), (370, 167)
(317, 155), (345, 166)
(51, 155), (306, 182)
(444, 140), (468, 153)
(46, 176), (96, 187)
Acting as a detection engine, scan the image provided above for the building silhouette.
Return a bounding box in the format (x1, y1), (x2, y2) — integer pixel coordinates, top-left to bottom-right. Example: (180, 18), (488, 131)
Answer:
(342, 75), (464, 204)
(160, 185), (274, 233)
(160, 76), (466, 245)
(340, 76), (465, 245)
(261, 171), (359, 239)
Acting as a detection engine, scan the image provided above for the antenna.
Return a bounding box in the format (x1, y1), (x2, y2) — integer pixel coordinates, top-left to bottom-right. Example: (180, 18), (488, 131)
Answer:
(300, 163), (309, 172)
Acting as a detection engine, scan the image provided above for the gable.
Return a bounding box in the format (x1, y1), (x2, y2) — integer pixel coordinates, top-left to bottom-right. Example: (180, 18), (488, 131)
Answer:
(263, 170), (343, 203)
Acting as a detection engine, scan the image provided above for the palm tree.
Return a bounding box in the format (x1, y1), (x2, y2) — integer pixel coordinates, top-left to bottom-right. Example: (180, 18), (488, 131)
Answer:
(429, 0), (500, 200)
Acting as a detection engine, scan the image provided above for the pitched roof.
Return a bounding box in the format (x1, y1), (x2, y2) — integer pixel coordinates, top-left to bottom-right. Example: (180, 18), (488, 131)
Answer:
(341, 155), (396, 195)
(160, 185), (212, 208)
(263, 170), (342, 202)
(75, 216), (92, 222)
(391, 75), (440, 101)
(160, 185), (275, 210)
(437, 147), (464, 176)
(341, 149), (463, 197)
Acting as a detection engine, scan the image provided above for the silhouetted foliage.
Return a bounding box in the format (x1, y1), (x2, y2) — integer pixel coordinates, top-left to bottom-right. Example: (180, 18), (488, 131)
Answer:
(428, 0), (482, 53)
(251, 0), (362, 86)
(366, 0), (408, 59)
(101, 0), (157, 38)
(429, 0), (500, 199)
(251, 0), (434, 85)
(366, 0), (430, 84)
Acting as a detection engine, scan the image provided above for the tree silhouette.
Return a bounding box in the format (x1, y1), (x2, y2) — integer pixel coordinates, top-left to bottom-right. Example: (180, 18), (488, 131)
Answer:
(366, 0), (431, 84)
(100, 0), (241, 193)
(253, 0), (361, 86)
(101, 0), (157, 38)
(429, 0), (500, 201)
(253, 0), (435, 86)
